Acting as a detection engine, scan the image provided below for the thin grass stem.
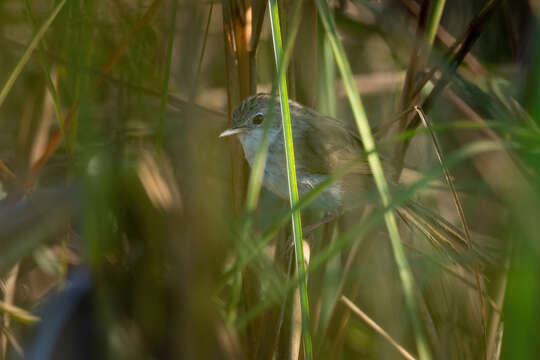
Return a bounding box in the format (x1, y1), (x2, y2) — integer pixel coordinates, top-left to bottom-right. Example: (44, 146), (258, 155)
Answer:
(414, 106), (488, 358)
(245, 0), (303, 212)
(0, 0), (66, 109)
(23, 0), (65, 144)
(314, 1), (431, 358)
(341, 296), (417, 360)
(268, 1), (312, 358)
(425, 0), (447, 46)
(237, 140), (505, 330)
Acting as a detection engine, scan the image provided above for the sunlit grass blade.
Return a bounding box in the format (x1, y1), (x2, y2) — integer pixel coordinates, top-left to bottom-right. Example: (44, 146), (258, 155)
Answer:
(244, 0), (304, 212)
(0, 301), (40, 325)
(314, 1), (431, 359)
(0, 0), (66, 109)
(268, 0), (312, 358)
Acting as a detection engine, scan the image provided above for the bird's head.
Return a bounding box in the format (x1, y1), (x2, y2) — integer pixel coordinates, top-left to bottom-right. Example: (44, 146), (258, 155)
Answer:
(219, 93), (288, 138)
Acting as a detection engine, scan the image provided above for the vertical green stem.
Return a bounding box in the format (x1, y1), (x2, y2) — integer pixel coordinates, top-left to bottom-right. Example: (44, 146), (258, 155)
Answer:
(268, 1), (313, 358)
(315, 1), (431, 359)
(245, 0), (303, 212)
(425, 0), (447, 46)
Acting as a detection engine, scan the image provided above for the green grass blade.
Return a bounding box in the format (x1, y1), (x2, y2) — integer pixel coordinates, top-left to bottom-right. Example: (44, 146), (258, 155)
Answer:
(231, 0), (304, 325)
(237, 140), (505, 330)
(425, 0), (447, 46)
(23, 0), (65, 142)
(0, 0), (66, 109)
(314, 1), (431, 359)
(244, 0), (303, 212)
(224, 120), (510, 287)
(268, 0), (313, 358)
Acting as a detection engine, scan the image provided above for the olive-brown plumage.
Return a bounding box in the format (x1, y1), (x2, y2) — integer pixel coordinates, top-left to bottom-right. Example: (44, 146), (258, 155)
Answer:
(220, 94), (499, 360)
(221, 93), (379, 211)
(220, 93), (497, 265)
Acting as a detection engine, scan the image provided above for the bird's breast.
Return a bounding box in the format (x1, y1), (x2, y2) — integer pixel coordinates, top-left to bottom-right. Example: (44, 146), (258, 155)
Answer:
(239, 130), (345, 212)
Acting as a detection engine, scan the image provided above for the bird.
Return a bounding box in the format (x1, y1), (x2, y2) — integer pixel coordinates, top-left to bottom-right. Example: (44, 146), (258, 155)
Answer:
(220, 94), (501, 360)
(220, 93), (390, 211)
(219, 93), (496, 266)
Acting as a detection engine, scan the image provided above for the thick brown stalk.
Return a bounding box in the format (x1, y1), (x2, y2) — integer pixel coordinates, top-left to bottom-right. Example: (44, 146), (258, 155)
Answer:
(223, 0), (259, 213)
(222, 1), (263, 358)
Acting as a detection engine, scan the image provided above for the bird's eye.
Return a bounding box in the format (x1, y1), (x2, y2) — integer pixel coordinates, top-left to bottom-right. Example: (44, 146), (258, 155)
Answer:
(252, 114), (264, 125)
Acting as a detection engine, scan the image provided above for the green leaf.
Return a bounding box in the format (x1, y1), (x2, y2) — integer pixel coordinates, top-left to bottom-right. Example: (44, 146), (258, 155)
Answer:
(0, 0), (67, 109)
(268, 0), (313, 358)
(315, 1), (432, 359)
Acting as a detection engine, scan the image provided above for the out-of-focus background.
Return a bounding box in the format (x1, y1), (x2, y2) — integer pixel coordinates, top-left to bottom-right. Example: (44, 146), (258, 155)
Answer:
(0, 0), (538, 359)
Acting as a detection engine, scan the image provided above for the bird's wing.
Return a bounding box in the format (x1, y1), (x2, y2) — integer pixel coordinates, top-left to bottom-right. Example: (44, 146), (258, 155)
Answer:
(292, 113), (371, 176)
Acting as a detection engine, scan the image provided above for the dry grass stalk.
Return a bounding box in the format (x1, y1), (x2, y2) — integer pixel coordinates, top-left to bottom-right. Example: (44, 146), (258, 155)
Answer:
(341, 295), (417, 360)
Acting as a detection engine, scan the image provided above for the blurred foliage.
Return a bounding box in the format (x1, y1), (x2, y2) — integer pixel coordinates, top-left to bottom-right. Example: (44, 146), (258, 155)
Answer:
(0, 0), (538, 359)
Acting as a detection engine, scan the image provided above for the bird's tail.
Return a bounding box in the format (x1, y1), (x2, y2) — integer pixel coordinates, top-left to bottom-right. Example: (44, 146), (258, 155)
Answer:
(396, 201), (500, 269)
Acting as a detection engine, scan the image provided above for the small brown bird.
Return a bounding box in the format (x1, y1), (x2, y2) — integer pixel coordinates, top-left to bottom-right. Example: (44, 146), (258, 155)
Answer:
(220, 93), (389, 212)
(220, 93), (494, 265)
(221, 93), (501, 360)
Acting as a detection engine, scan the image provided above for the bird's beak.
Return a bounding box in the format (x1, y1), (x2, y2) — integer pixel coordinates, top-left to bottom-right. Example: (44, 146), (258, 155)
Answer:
(219, 127), (247, 138)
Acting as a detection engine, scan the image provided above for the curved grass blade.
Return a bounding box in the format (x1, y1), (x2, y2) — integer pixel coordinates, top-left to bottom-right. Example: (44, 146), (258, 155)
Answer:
(414, 106), (488, 357)
(341, 296), (417, 360)
(0, 0), (67, 109)
(268, 1), (312, 358)
(314, 1), (431, 359)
